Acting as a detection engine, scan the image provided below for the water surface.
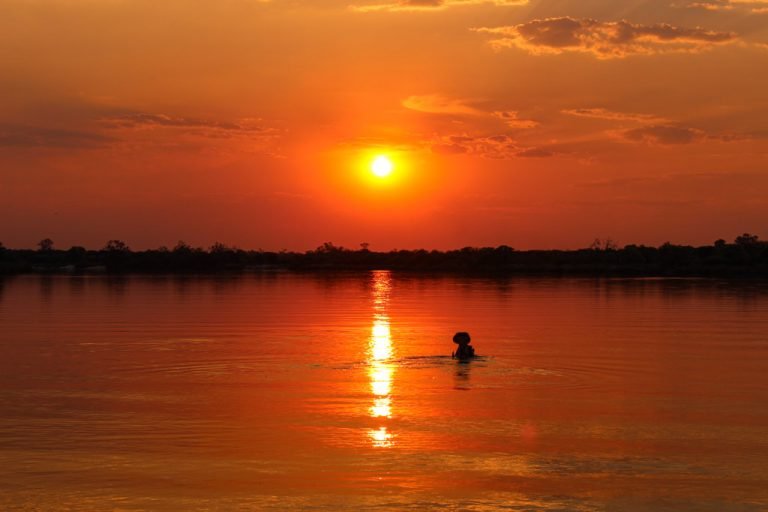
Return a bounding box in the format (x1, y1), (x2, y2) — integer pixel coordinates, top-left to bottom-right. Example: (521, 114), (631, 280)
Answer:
(1, 273), (767, 510)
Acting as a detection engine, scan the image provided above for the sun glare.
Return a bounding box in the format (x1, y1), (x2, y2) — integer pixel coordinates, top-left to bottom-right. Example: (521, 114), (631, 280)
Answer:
(371, 155), (393, 178)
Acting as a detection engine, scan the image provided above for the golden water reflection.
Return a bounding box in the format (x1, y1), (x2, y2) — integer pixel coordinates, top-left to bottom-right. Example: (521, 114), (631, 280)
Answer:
(368, 271), (395, 446)
(367, 426), (394, 448)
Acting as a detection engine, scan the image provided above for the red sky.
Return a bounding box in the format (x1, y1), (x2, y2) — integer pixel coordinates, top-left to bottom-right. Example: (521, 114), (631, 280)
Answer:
(1, 0), (767, 250)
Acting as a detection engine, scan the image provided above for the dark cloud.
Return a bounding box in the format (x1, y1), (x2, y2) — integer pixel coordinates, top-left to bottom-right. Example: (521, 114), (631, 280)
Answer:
(474, 17), (738, 58)
(0, 124), (114, 149)
(623, 125), (703, 144)
(99, 113), (280, 148)
(102, 113), (267, 133)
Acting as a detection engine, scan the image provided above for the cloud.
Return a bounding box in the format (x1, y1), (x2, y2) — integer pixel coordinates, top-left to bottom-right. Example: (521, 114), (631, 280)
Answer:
(473, 17), (738, 59)
(493, 110), (539, 128)
(403, 95), (538, 130)
(566, 110), (759, 145)
(516, 147), (554, 157)
(429, 133), (555, 158)
(622, 125), (704, 144)
(576, 176), (655, 188)
(351, 0), (527, 13)
(402, 95), (483, 115)
(563, 108), (666, 123)
(101, 113), (270, 135)
(680, 0), (768, 13)
(340, 134), (426, 152)
(99, 113), (281, 149)
(0, 124), (114, 149)
(431, 134), (517, 158)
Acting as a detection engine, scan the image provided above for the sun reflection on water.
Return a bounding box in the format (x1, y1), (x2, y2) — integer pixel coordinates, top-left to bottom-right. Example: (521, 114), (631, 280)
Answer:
(367, 426), (394, 448)
(368, 271), (395, 446)
(371, 319), (392, 361)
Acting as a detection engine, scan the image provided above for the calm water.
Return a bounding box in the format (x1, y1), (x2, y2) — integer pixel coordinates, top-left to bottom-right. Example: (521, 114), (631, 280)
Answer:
(1, 273), (768, 511)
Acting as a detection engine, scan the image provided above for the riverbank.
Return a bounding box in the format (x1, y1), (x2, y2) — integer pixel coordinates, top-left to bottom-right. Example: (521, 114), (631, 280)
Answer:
(2, 238), (767, 277)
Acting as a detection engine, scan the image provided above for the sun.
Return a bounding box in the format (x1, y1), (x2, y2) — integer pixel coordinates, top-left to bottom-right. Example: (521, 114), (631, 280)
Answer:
(371, 155), (393, 178)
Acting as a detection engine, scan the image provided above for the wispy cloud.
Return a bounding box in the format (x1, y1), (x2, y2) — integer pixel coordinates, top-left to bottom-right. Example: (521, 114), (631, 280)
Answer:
(351, 0), (527, 13)
(618, 123), (758, 145)
(0, 124), (114, 149)
(516, 147), (554, 157)
(679, 0), (768, 13)
(622, 125), (704, 144)
(403, 96), (568, 158)
(431, 134), (517, 158)
(403, 95), (538, 129)
(429, 133), (555, 159)
(101, 113), (274, 138)
(95, 113), (283, 156)
(563, 108), (667, 124)
(473, 17), (738, 59)
(492, 110), (539, 128)
(402, 95), (483, 115)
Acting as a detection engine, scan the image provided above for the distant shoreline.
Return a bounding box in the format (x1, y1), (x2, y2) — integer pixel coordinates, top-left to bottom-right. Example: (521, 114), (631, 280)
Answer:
(2, 237), (767, 277)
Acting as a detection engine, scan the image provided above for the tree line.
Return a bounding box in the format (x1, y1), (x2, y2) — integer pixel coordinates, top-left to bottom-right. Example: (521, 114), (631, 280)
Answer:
(0, 234), (767, 276)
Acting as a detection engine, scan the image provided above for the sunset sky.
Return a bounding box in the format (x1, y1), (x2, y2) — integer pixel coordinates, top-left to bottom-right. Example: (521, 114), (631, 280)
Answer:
(1, 0), (767, 250)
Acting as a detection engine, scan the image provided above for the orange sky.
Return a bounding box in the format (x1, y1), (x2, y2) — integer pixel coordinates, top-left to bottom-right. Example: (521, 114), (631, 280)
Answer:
(1, 0), (766, 250)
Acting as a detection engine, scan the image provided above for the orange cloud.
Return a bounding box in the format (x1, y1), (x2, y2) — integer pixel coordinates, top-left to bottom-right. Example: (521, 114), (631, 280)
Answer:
(429, 133), (556, 158)
(622, 125), (704, 144)
(101, 113), (275, 140)
(681, 0), (768, 13)
(431, 134), (517, 158)
(0, 124), (113, 149)
(351, 0), (527, 13)
(474, 17), (738, 59)
(563, 108), (667, 123)
(619, 124), (757, 145)
(516, 147), (554, 157)
(402, 95), (483, 115)
(403, 95), (538, 130)
(492, 110), (539, 128)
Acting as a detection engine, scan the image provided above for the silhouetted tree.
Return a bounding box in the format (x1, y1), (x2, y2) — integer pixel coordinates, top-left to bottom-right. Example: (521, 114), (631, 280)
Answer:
(104, 240), (130, 252)
(315, 242), (344, 253)
(622, 244), (646, 264)
(210, 242), (232, 253)
(589, 238), (619, 251)
(66, 246), (88, 266)
(735, 233), (759, 246)
(2, 233), (767, 276)
(38, 238), (54, 251)
(173, 241), (193, 253)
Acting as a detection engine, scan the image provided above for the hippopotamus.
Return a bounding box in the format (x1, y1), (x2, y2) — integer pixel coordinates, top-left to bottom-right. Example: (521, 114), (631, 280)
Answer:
(451, 331), (476, 360)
